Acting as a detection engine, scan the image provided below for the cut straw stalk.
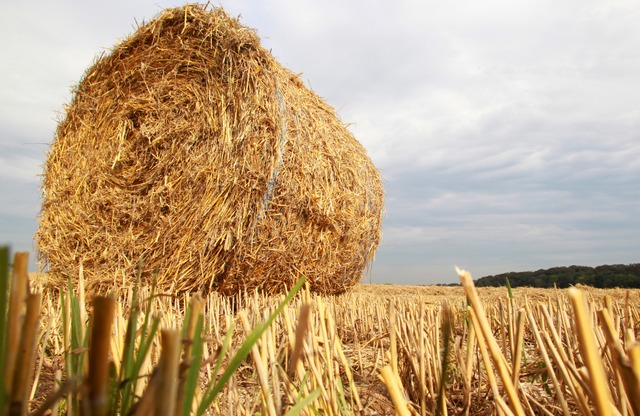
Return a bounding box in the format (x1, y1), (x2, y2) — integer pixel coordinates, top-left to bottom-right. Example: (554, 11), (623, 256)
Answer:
(288, 303), (311, 378)
(181, 294), (204, 362)
(511, 308), (526, 385)
(389, 298), (399, 380)
(87, 296), (116, 416)
(177, 293), (204, 416)
(418, 302), (427, 415)
(435, 303), (452, 416)
(31, 370), (79, 416)
(22, 268), (640, 414)
(239, 310), (277, 416)
(539, 304), (593, 415)
(301, 322), (333, 411)
(316, 299), (338, 413)
(468, 307), (513, 416)
(0, 247), (8, 411)
(326, 307), (363, 412)
(264, 313), (282, 416)
(568, 288), (615, 416)
(379, 365), (411, 416)
(10, 292), (41, 416)
(156, 329), (181, 416)
(524, 303), (571, 416)
(4, 252), (29, 393)
(599, 307), (640, 414)
(456, 267), (525, 416)
(62, 288), (74, 416)
(463, 312), (476, 415)
(629, 345), (640, 401)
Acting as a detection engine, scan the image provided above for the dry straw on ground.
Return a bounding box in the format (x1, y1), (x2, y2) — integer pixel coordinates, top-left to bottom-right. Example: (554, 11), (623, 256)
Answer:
(37, 4), (383, 295)
(26, 271), (640, 415)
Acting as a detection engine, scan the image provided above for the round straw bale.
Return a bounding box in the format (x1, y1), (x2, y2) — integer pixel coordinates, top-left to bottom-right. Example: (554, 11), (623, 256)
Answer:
(37, 4), (383, 295)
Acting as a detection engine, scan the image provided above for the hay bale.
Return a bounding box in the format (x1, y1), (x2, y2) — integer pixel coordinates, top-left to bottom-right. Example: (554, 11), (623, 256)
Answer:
(37, 4), (383, 295)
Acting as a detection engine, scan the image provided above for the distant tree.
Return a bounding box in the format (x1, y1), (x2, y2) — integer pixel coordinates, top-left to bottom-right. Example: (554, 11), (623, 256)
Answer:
(475, 263), (640, 288)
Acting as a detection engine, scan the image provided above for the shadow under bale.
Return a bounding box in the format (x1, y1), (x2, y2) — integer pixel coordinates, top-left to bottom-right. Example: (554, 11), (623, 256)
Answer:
(37, 4), (384, 295)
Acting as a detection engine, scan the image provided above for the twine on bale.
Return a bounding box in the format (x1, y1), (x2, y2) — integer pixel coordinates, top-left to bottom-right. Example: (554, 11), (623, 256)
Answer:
(37, 4), (384, 295)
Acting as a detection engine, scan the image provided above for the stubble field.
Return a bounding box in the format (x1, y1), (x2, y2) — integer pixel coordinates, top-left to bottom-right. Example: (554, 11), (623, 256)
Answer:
(18, 268), (640, 416)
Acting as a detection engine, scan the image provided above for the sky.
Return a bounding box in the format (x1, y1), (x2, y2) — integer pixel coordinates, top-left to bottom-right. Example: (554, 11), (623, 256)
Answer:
(1, 0), (639, 285)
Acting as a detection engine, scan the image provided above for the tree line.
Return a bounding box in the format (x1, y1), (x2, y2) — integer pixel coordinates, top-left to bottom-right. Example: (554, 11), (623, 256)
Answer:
(475, 263), (640, 288)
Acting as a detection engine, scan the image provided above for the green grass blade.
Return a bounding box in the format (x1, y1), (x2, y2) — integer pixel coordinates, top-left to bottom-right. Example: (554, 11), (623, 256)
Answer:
(181, 314), (204, 416)
(334, 377), (350, 414)
(132, 317), (160, 379)
(118, 301), (139, 414)
(119, 270), (159, 415)
(295, 371), (312, 402)
(60, 278), (87, 416)
(130, 275), (158, 380)
(181, 303), (192, 339)
(197, 276), (306, 413)
(197, 320), (235, 414)
(138, 278), (156, 347)
(212, 322), (235, 391)
(120, 315), (160, 414)
(120, 272), (142, 412)
(67, 279), (87, 380)
(282, 389), (321, 416)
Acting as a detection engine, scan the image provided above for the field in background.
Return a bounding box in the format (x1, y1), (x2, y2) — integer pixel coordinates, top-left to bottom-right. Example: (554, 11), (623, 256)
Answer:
(23, 273), (640, 415)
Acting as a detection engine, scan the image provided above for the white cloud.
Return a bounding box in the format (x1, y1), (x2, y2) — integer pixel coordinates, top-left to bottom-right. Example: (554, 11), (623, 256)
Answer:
(1, 0), (639, 279)
(0, 153), (42, 184)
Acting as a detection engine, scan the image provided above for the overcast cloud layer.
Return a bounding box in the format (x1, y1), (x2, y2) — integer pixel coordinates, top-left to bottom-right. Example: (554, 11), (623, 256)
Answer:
(1, 0), (639, 284)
